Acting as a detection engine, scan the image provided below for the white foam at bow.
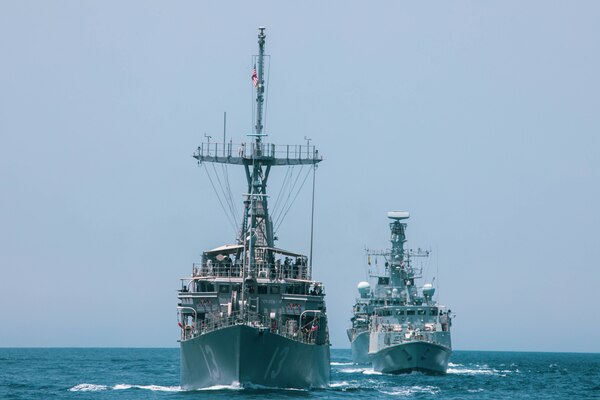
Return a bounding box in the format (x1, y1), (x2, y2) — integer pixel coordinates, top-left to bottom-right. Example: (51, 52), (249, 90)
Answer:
(113, 384), (181, 392)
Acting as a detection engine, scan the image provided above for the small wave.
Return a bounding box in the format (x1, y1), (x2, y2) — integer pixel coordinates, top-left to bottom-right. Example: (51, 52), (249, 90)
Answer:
(340, 367), (367, 373)
(114, 384), (181, 392)
(330, 381), (351, 388)
(467, 388), (485, 393)
(362, 369), (383, 375)
(328, 380), (366, 392)
(380, 385), (440, 396)
(448, 362), (462, 367)
(331, 361), (354, 366)
(69, 384), (108, 392)
(448, 367), (494, 375)
(448, 367), (512, 376)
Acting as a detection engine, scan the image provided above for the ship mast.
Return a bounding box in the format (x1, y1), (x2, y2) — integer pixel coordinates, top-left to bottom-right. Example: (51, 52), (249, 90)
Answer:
(386, 211), (429, 303)
(367, 211), (430, 304)
(246, 26), (270, 276)
(194, 27), (322, 282)
(389, 213), (408, 288)
(254, 27), (266, 140)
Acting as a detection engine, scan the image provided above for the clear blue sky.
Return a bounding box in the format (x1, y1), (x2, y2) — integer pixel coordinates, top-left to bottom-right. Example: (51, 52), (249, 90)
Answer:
(1, 1), (599, 352)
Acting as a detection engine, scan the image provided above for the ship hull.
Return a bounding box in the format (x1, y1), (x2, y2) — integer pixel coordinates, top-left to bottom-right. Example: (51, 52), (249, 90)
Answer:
(369, 341), (451, 375)
(180, 324), (330, 389)
(349, 330), (370, 364)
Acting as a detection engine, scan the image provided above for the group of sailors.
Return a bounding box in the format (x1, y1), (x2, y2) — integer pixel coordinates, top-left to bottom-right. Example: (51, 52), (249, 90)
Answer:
(198, 255), (309, 280)
(272, 257), (308, 280)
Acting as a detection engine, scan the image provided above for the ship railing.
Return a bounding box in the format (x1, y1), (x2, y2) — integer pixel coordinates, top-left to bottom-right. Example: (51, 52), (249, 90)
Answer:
(195, 142), (322, 162)
(192, 263), (244, 278)
(192, 262), (310, 281)
(196, 311), (257, 335)
(277, 327), (323, 345)
(190, 311), (324, 345)
(374, 324), (448, 348)
(255, 261), (310, 280)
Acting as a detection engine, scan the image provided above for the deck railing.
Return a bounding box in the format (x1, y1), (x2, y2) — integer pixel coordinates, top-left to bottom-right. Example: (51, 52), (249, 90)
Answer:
(192, 262), (310, 281)
(179, 311), (327, 345)
(373, 324), (449, 348)
(195, 142), (321, 162)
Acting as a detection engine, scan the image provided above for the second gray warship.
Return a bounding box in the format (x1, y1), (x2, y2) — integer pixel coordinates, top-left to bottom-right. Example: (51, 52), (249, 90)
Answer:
(347, 211), (452, 374)
(177, 28), (330, 389)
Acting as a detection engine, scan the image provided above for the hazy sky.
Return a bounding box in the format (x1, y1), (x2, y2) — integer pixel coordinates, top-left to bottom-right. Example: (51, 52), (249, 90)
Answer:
(1, 1), (599, 352)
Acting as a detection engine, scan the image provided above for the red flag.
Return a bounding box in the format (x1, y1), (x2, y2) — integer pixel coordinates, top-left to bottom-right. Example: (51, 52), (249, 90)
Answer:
(251, 65), (258, 87)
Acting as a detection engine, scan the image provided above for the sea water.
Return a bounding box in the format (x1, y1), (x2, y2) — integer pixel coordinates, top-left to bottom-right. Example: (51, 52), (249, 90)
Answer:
(1, 348), (598, 399)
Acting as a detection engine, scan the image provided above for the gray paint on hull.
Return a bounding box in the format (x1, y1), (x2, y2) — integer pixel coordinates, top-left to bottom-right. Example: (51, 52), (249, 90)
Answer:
(350, 330), (370, 364)
(180, 324), (330, 389)
(369, 341), (451, 375)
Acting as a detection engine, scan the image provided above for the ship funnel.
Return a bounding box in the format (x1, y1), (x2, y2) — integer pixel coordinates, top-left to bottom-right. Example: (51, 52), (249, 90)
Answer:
(387, 211), (410, 220)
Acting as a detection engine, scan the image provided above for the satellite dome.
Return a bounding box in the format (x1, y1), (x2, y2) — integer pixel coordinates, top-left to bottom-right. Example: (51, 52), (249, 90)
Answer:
(357, 281), (370, 298)
(423, 283), (435, 298)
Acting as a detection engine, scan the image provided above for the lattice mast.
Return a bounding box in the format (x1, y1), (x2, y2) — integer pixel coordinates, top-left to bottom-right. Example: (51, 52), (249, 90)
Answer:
(193, 27), (322, 279)
(366, 212), (430, 304)
(389, 213), (408, 287)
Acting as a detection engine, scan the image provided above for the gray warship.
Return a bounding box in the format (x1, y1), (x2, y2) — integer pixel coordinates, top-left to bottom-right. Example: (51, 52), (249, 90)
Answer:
(347, 211), (452, 374)
(177, 27), (330, 389)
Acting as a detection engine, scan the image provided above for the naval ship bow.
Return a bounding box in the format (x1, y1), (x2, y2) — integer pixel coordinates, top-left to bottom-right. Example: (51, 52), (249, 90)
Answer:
(177, 27), (330, 390)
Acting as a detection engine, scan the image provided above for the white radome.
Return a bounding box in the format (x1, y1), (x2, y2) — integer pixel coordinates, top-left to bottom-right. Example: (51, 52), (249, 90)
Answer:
(357, 281), (370, 297)
(423, 283), (435, 297)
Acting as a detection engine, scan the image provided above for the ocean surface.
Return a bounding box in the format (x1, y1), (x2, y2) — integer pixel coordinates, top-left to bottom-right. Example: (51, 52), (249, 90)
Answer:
(1, 348), (598, 399)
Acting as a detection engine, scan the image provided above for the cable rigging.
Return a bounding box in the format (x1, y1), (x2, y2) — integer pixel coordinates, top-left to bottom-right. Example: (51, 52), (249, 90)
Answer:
(274, 165), (313, 234)
(210, 162), (239, 228)
(272, 165), (305, 226)
(201, 163), (239, 235)
(271, 165), (295, 219)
